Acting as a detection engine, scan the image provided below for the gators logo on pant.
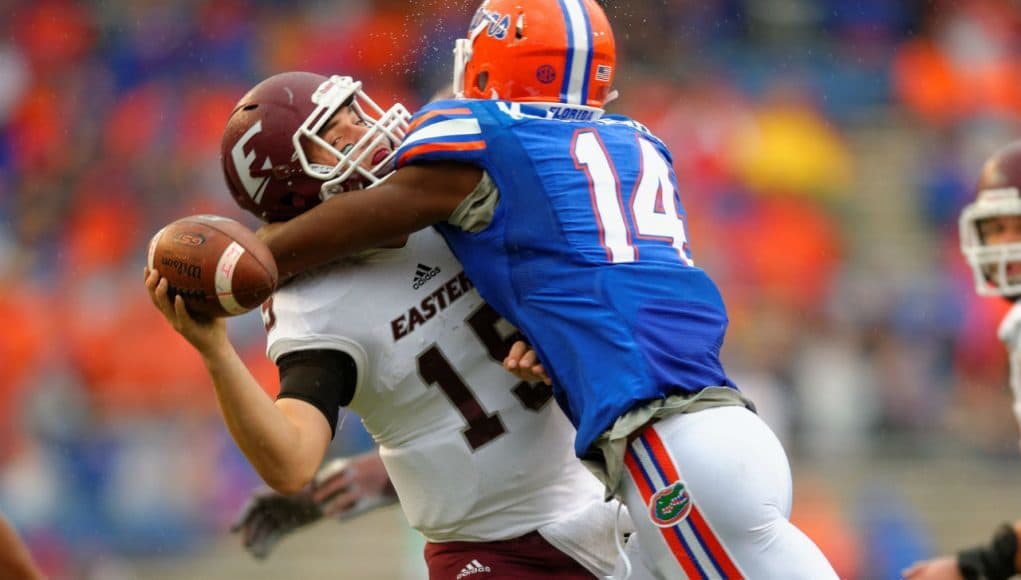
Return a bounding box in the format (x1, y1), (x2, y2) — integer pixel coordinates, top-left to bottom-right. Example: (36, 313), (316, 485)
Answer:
(649, 480), (692, 527)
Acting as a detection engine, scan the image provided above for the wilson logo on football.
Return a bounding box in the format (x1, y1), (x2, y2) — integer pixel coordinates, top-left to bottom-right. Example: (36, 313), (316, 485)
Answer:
(172, 232), (206, 247)
(160, 256), (202, 280)
(649, 480), (692, 527)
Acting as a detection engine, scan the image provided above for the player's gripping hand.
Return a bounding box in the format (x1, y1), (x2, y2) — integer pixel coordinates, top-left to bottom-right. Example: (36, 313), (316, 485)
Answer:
(503, 340), (551, 385)
(231, 449), (398, 560)
(144, 267), (227, 354)
(901, 557), (962, 580)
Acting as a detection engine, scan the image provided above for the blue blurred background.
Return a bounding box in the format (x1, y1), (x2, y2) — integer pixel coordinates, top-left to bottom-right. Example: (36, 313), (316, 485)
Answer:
(1, 0), (1020, 578)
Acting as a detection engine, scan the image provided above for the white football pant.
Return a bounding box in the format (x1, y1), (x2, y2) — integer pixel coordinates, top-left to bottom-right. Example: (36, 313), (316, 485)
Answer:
(613, 406), (838, 579)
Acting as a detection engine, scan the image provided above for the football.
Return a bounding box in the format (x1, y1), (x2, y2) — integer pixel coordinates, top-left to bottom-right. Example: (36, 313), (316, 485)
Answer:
(147, 214), (278, 318)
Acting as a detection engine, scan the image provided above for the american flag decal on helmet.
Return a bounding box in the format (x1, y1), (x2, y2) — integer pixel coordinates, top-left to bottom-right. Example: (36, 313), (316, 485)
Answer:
(595, 64), (612, 82)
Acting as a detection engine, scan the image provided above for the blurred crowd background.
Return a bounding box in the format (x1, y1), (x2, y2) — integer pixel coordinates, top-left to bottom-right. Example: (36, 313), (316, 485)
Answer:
(1, 0), (1020, 578)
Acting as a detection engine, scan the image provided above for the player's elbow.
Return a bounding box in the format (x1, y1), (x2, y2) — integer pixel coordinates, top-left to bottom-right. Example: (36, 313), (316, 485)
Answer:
(268, 479), (307, 497)
(258, 455), (319, 496)
(263, 469), (314, 496)
(256, 399), (332, 495)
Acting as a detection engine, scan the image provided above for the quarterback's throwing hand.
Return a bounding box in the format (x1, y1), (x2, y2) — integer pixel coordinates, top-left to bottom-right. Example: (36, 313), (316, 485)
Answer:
(144, 267), (227, 354)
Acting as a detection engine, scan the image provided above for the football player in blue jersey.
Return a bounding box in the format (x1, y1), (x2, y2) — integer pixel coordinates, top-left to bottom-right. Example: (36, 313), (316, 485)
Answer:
(256, 0), (837, 577)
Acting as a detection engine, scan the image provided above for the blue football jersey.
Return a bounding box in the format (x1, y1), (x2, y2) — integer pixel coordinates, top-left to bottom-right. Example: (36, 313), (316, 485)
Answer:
(396, 99), (737, 457)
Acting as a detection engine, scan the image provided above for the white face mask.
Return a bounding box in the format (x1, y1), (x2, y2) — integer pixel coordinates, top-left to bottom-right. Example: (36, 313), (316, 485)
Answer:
(291, 75), (411, 197)
(960, 188), (1021, 297)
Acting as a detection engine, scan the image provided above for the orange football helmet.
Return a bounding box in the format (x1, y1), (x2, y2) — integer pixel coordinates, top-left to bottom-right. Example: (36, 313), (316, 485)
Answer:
(453, 0), (617, 109)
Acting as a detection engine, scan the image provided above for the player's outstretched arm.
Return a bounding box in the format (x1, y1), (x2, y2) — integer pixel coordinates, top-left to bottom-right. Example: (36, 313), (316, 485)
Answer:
(259, 162), (482, 279)
(145, 267), (330, 494)
(232, 448), (398, 559)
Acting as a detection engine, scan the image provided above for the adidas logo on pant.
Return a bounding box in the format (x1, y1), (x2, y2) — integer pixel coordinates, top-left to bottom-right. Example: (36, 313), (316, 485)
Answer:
(456, 559), (492, 578)
(412, 263), (442, 289)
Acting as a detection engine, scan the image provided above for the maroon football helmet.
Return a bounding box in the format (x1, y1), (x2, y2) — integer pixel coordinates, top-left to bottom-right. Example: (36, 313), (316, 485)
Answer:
(221, 72), (410, 222)
(960, 140), (1021, 297)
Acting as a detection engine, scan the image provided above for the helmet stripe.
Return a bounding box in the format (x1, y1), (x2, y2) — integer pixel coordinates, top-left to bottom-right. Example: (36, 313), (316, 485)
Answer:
(577, 2), (594, 104)
(558, 0), (593, 105)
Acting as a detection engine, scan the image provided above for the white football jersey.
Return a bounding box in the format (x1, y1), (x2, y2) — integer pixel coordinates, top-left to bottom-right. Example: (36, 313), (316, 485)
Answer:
(264, 228), (604, 542)
(999, 302), (1021, 450)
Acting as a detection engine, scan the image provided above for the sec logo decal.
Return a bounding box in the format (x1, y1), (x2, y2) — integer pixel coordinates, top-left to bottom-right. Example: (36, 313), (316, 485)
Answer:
(536, 65), (557, 84)
(173, 232), (206, 247)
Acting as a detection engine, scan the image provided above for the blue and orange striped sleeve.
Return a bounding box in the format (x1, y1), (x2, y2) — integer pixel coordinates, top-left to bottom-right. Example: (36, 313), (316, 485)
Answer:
(396, 102), (488, 168)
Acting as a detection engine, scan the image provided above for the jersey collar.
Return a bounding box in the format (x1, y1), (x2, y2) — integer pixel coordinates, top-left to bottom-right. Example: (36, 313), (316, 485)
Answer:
(514, 101), (606, 122)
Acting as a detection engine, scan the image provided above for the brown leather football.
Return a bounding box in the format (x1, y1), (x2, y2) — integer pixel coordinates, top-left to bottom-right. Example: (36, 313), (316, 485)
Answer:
(147, 215), (278, 318)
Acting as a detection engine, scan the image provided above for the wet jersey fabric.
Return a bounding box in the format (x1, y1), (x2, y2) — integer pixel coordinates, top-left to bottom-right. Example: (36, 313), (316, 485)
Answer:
(397, 99), (738, 457)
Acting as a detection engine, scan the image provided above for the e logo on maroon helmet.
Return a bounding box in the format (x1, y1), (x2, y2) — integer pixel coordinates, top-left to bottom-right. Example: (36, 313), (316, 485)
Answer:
(649, 480), (692, 527)
(230, 120), (271, 204)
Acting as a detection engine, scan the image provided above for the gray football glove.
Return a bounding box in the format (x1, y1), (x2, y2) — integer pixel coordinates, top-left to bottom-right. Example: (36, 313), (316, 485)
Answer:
(231, 450), (398, 560)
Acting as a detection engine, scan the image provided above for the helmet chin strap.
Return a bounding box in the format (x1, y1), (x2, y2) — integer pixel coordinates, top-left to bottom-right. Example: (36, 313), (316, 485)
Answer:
(308, 163), (333, 176)
(604, 89), (620, 106)
(453, 11), (491, 98)
(452, 38), (472, 98)
(319, 175), (368, 200)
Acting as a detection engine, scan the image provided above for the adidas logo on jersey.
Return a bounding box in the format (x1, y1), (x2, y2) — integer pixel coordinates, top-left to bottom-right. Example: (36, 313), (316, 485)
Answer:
(412, 263), (442, 289)
(456, 559), (492, 579)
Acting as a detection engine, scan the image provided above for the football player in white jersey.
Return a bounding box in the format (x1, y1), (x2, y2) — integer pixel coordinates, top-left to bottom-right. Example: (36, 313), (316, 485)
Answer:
(903, 141), (1021, 580)
(145, 71), (641, 579)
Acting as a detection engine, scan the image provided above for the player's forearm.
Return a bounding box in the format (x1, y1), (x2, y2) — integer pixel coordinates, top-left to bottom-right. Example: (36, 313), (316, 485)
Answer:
(200, 343), (319, 493)
(262, 187), (418, 278)
(261, 165), (474, 278)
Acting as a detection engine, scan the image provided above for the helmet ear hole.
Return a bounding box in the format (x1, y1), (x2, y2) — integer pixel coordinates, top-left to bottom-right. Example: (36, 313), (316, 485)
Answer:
(476, 72), (489, 92)
(515, 14), (525, 39)
(278, 192), (294, 208)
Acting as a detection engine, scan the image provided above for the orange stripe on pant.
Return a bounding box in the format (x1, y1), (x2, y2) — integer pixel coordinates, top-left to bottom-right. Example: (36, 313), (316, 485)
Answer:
(642, 426), (743, 578)
(627, 425), (744, 579)
(624, 438), (704, 579)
